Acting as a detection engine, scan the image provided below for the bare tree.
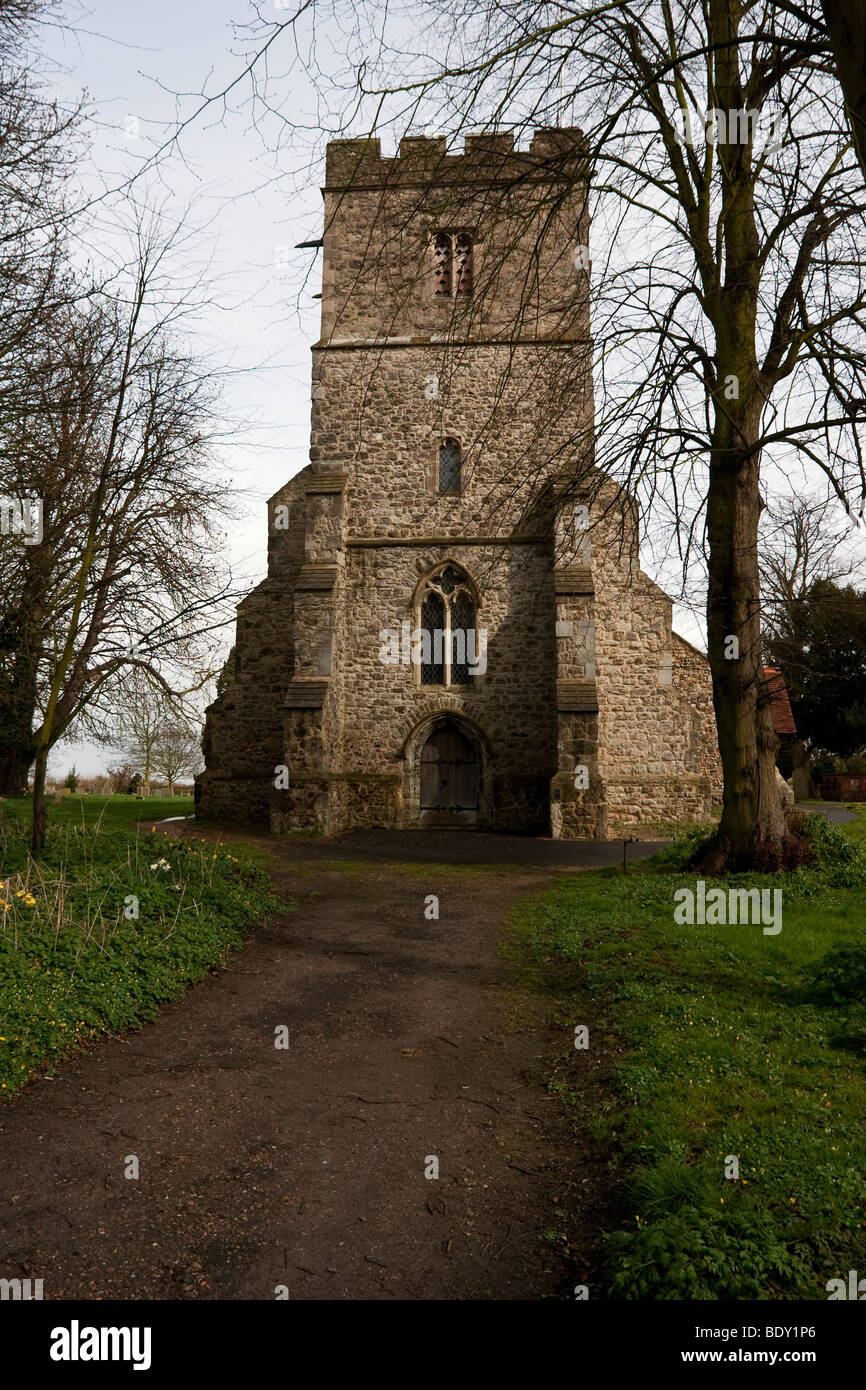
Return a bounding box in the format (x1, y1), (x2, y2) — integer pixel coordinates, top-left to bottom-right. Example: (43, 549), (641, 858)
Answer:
(103, 662), (213, 795)
(106, 668), (170, 796)
(105, 761), (139, 795)
(151, 717), (203, 794)
(761, 492), (866, 640)
(0, 0), (85, 795)
(820, 0), (866, 179)
(0, 230), (237, 850)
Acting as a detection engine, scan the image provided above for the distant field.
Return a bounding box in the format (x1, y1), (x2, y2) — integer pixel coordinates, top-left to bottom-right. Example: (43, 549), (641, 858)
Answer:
(0, 793), (194, 832)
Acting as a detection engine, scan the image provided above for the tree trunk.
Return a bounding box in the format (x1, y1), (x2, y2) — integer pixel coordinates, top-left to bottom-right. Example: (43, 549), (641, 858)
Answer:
(1, 562), (49, 796)
(696, 412), (800, 873)
(0, 745), (34, 797)
(0, 649), (38, 795)
(821, 0), (866, 185)
(31, 743), (50, 853)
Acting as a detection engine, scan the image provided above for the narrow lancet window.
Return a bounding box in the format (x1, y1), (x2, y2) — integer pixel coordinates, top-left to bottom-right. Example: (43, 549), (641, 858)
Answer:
(438, 438), (461, 494)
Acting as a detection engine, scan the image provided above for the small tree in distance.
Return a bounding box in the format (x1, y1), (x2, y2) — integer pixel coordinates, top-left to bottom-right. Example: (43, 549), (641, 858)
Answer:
(105, 762), (139, 796)
(151, 718), (203, 794)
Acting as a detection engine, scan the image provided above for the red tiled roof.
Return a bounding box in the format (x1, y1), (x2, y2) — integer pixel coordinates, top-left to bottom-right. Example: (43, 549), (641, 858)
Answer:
(764, 668), (797, 735)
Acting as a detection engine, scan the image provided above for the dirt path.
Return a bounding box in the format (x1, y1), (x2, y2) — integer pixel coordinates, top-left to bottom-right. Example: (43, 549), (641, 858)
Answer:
(0, 833), (637, 1300)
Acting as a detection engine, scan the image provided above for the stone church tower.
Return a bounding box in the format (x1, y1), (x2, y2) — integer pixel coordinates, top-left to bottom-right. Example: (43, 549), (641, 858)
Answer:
(197, 129), (722, 837)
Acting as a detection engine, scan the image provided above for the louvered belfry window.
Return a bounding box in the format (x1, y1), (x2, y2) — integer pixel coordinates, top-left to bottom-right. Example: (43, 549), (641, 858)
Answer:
(453, 233), (473, 295)
(418, 565), (479, 687)
(433, 233), (453, 297)
(432, 231), (473, 298)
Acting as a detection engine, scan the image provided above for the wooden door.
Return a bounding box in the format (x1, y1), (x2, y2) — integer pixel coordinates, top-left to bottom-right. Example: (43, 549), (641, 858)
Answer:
(420, 727), (479, 824)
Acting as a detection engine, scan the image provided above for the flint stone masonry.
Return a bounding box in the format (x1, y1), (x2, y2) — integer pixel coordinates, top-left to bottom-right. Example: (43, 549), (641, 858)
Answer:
(196, 128), (723, 837)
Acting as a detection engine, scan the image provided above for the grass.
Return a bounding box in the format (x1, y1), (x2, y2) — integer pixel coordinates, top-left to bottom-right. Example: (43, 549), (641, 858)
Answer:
(839, 804), (866, 846)
(512, 806), (866, 1300)
(610, 816), (719, 842)
(0, 796), (280, 1098)
(1, 791), (194, 832)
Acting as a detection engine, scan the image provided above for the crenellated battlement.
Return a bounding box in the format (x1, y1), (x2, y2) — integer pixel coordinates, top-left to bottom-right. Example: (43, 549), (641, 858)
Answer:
(324, 127), (587, 188)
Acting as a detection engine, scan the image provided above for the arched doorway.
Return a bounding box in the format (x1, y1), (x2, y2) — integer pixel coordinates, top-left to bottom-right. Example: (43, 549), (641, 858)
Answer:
(419, 723), (480, 826)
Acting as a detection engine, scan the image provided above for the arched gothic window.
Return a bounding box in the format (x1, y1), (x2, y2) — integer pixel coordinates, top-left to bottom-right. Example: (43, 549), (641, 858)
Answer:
(432, 231), (474, 298)
(420, 587), (445, 686)
(417, 565), (480, 687)
(438, 438), (461, 494)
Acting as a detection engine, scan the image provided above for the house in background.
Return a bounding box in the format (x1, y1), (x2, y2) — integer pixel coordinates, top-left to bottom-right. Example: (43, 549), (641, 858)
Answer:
(764, 667), (798, 777)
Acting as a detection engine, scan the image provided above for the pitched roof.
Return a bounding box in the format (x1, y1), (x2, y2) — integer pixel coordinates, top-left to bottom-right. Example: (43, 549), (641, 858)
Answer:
(764, 667), (797, 735)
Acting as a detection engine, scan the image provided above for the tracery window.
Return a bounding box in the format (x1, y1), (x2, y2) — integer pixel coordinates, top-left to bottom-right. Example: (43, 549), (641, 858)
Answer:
(432, 231), (474, 298)
(417, 564), (480, 687)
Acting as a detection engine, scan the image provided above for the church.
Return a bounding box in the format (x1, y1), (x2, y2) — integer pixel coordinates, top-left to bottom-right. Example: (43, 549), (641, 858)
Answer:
(196, 128), (722, 838)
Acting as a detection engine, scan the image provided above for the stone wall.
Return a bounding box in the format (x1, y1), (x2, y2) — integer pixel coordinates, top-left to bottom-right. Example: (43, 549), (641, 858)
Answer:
(321, 130), (590, 347)
(547, 488), (722, 835)
(196, 470), (310, 824)
(319, 539), (558, 834)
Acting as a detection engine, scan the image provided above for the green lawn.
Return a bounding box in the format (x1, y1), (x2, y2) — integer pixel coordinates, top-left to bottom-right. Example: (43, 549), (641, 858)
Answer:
(839, 804), (866, 846)
(513, 808), (866, 1299)
(1, 792), (194, 832)
(0, 796), (279, 1098)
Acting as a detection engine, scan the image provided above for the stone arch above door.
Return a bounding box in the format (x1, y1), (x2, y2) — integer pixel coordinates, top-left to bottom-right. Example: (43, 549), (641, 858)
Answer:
(403, 710), (491, 828)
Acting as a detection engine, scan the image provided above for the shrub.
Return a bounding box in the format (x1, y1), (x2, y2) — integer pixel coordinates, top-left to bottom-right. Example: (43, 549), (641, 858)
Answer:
(624, 1159), (711, 1220)
(801, 812), (866, 885)
(812, 752), (866, 777)
(805, 944), (866, 1005)
(649, 825), (715, 870)
(604, 1207), (819, 1300)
